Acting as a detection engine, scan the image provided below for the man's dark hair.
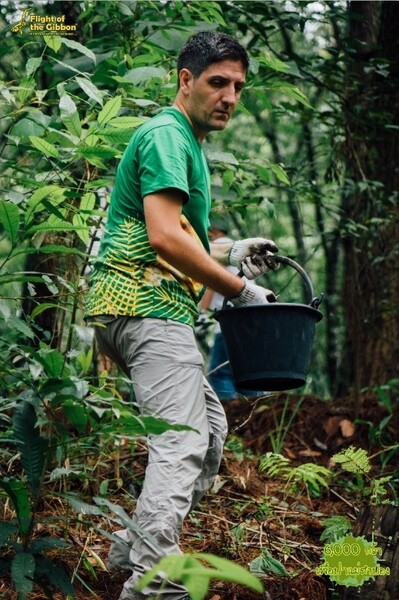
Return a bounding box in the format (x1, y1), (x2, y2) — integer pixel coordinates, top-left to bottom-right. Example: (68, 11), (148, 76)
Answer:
(177, 31), (249, 81)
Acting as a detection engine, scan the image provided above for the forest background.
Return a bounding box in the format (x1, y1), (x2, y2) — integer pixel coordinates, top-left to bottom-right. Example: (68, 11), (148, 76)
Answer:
(0, 1), (398, 599)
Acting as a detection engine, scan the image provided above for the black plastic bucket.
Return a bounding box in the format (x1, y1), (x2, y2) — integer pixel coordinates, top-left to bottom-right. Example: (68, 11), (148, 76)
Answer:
(214, 256), (323, 391)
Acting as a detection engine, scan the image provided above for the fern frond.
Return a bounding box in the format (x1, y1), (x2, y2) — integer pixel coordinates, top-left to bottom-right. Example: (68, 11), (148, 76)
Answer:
(331, 446), (371, 475)
(259, 453), (291, 478)
(287, 463), (331, 494)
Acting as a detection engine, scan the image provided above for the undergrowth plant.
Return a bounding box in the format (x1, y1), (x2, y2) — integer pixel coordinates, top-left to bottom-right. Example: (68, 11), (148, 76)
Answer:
(0, 400), (74, 599)
(331, 446), (394, 505)
(259, 452), (332, 499)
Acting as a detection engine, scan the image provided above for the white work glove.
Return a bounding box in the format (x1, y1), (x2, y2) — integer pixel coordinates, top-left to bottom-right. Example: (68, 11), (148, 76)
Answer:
(229, 281), (277, 307)
(229, 237), (279, 279)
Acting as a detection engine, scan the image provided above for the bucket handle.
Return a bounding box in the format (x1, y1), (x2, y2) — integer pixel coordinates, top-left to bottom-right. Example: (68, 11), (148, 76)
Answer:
(223, 255), (323, 309)
(273, 256), (323, 308)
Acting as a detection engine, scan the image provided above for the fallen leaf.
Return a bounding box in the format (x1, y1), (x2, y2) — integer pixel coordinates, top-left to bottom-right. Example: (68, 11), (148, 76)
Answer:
(339, 419), (355, 437)
(298, 449), (322, 457)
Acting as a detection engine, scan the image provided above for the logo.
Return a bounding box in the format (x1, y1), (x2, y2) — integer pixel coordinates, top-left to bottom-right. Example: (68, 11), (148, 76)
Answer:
(12, 9), (77, 36)
(316, 534), (390, 587)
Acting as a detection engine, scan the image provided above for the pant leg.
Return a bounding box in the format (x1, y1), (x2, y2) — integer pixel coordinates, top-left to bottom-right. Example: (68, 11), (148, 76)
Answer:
(191, 376), (227, 509)
(94, 317), (210, 598)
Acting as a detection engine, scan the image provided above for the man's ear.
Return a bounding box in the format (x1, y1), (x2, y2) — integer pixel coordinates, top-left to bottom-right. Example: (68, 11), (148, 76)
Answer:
(178, 68), (194, 93)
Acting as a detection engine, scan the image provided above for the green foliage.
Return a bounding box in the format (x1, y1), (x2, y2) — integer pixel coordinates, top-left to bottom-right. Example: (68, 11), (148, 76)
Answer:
(0, 400), (73, 598)
(259, 452), (331, 498)
(250, 548), (288, 576)
(135, 552), (264, 600)
(320, 516), (352, 544)
(331, 447), (393, 504)
(331, 446), (371, 476)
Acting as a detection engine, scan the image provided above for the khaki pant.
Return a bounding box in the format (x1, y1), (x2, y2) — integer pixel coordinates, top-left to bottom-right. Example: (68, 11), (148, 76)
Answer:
(93, 317), (228, 599)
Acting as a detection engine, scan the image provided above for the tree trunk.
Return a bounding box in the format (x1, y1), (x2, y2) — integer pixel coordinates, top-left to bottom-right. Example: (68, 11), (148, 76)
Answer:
(339, 1), (399, 397)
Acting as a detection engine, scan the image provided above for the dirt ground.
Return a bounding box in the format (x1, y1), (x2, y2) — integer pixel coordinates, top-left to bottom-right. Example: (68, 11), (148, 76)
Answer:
(1, 391), (398, 600)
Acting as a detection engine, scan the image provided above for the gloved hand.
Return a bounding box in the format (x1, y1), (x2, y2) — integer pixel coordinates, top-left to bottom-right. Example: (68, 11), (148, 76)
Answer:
(230, 281), (277, 307)
(229, 237), (279, 279)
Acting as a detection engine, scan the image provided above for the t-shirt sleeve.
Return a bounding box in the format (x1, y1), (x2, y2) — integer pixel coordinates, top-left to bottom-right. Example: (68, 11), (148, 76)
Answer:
(137, 124), (190, 202)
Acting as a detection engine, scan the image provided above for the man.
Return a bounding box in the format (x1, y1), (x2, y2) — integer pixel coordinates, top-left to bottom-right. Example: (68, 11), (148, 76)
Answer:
(85, 31), (278, 599)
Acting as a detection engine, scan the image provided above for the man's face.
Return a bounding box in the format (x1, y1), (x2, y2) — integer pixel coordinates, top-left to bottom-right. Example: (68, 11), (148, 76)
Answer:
(180, 60), (246, 140)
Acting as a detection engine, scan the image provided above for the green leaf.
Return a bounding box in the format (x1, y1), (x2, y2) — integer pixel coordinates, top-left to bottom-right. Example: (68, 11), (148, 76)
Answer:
(250, 549), (288, 576)
(269, 163), (290, 185)
(35, 556), (74, 594)
(11, 552), (35, 595)
(13, 402), (48, 499)
(78, 145), (118, 159)
(19, 245), (86, 259)
(194, 553), (264, 591)
(26, 57), (42, 78)
(267, 82), (311, 108)
(12, 117), (45, 139)
(98, 128), (136, 144)
(60, 37), (96, 64)
(36, 347), (64, 378)
(0, 201), (19, 244)
(0, 521), (19, 547)
(206, 150), (239, 165)
(25, 185), (65, 225)
(107, 116), (145, 129)
(80, 191), (96, 215)
(27, 219), (88, 235)
(123, 66), (167, 85)
(258, 52), (292, 74)
(75, 77), (104, 106)
(44, 35), (62, 52)
(59, 94), (82, 138)
(0, 478), (32, 536)
(137, 553), (264, 595)
(8, 317), (35, 340)
(30, 303), (60, 320)
(29, 136), (59, 159)
(98, 96), (122, 125)
(63, 399), (87, 433)
(30, 537), (68, 553)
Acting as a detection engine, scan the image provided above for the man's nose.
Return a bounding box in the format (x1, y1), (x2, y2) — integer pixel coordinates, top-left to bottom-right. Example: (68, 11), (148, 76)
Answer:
(221, 84), (239, 106)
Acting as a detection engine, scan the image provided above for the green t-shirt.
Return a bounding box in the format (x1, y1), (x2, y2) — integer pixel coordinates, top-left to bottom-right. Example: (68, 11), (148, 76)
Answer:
(84, 108), (211, 327)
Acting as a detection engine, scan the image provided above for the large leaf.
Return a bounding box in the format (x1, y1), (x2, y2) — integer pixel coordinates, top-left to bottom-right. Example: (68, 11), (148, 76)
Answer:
(44, 35), (62, 52)
(0, 201), (19, 244)
(11, 552), (35, 595)
(29, 136), (59, 159)
(63, 399), (87, 433)
(61, 37), (96, 64)
(59, 93), (82, 138)
(107, 116), (145, 129)
(137, 552), (264, 597)
(75, 76), (104, 106)
(12, 402), (48, 499)
(35, 347), (64, 378)
(35, 555), (75, 595)
(97, 96), (122, 125)
(123, 66), (167, 85)
(98, 128), (136, 144)
(26, 57), (42, 78)
(0, 478), (32, 536)
(25, 185), (65, 226)
(0, 521), (19, 547)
